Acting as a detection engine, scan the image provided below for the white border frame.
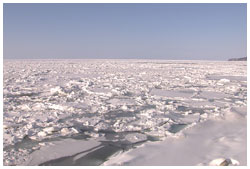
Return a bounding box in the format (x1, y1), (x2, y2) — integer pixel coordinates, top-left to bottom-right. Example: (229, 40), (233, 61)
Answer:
(1, 1), (248, 168)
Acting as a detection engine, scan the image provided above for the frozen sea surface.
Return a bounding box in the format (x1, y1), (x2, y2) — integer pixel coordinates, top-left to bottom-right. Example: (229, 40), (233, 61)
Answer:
(3, 60), (247, 166)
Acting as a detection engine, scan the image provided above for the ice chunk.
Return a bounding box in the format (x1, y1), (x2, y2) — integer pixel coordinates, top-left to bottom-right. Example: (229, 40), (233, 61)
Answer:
(50, 86), (66, 96)
(218, 78), (230, 83)
(48, 104), (66, 111)
(32, 103), (46, 111)
(60, 128), (70, 135)
(43, 127), (59, 134)
(17, 104), (31, 111)
(37, 131), (47, 137)
(209, 158), (239, 166)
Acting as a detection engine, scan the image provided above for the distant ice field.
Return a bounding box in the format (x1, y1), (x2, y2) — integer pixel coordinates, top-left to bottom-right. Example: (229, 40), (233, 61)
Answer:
(3, 60), (247, 166)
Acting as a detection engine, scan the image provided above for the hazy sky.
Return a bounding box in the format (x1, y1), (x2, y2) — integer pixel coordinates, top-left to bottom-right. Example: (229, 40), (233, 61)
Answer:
(4, 3), (247, 60)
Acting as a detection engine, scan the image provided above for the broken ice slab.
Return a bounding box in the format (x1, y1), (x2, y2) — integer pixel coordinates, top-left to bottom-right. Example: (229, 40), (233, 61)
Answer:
(198, 91), (230, 100)
(206, 75), (247, 82)
(106, 98), (136, 106)
(183, 99), (228, 109)
(230, 106), (247, 117)
(150, 89), (195, 98)
(168, 124), (187, 133)
(166, 112), (200, 124)
(91, 88), (113, 96)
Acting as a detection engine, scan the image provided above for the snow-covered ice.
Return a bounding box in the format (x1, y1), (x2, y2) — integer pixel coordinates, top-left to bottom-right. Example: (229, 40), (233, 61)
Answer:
(3, 59), (247, 165)
(103, 107), (247, 166)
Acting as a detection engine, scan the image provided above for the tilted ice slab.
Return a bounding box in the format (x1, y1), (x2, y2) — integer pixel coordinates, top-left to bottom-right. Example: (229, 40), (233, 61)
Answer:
(25, 139), (101, 165)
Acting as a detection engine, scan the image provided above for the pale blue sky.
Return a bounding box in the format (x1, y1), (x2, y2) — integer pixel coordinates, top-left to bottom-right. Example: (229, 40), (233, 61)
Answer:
(3, 3), (247, 60)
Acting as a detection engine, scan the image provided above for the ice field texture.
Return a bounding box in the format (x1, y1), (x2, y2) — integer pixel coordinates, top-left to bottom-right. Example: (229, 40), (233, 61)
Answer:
(3, 60), (247, 166)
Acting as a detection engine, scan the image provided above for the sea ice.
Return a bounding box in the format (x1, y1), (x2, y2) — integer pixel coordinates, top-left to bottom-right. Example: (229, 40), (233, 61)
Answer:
(3, 60), (246, 166)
